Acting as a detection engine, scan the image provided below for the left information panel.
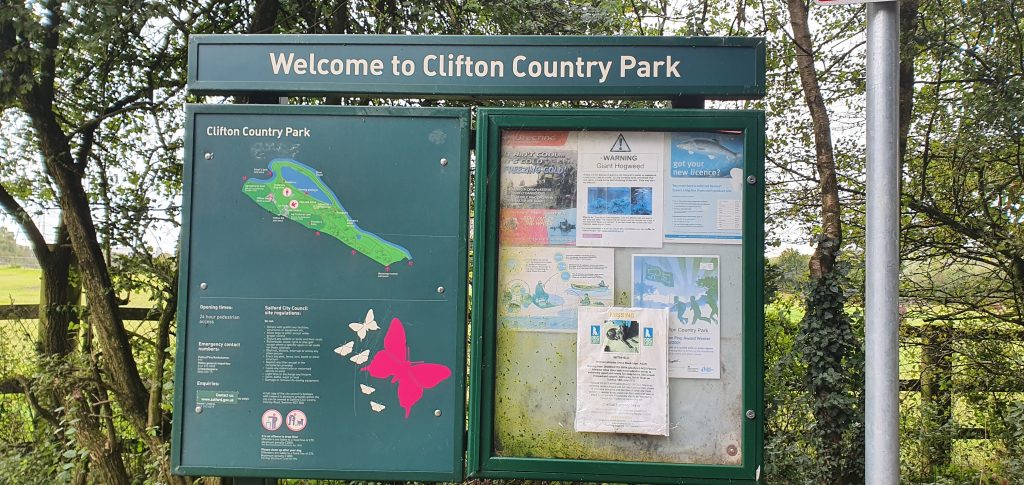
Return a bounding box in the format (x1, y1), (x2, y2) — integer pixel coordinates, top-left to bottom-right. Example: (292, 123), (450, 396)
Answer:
(172, 105), (470, 481)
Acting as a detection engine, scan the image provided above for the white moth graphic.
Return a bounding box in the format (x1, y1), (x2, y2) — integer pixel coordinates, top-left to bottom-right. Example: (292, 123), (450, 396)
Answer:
(350, 349), (370, 365)
(370, 401), (385, 412)
(333, 341), (354, 356)
(360, 384), (375, 395)
(349, 309), (379, 340)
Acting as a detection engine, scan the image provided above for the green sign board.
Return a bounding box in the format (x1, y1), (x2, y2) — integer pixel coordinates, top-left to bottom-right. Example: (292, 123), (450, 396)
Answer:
(172, 105), (469, 480)
(468, 108), (765, 484)
(188, 35), (765, 99)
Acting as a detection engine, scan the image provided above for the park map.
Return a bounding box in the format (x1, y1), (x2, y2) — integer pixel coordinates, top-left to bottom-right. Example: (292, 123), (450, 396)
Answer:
(241, 158), (411, 267)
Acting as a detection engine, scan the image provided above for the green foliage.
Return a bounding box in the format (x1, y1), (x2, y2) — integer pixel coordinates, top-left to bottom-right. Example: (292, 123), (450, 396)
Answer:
(763, 264), (866, 484)
(794, 259), (864, 484)
(763, 295), (815, 483)
(772, 249), (811, 294)
(764, 257), (781, 305)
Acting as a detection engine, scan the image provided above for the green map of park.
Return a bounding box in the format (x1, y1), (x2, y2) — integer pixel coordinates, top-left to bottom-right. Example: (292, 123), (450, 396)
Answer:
(242, 158), (412, 267)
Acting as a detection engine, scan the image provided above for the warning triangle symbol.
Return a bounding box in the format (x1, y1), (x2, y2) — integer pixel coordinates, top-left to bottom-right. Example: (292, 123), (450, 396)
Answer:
(610, 134), (631, 152)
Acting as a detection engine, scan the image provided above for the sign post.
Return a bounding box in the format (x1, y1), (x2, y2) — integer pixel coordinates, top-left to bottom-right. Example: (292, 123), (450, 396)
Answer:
(865, 3), (901, 483)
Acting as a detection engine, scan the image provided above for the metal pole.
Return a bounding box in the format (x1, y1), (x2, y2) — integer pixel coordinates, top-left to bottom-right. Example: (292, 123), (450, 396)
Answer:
(865, 1), (901, 484)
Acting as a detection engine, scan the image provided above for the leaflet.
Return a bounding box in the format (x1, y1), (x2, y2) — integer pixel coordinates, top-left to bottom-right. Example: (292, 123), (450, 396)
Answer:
(497, 246), (614, 332)
(664, 131), (744, 243)
(575, 132), (664, 248)
(632, 254), (721, 379)
(498, 130), (579, 246)
(575, 306), (669, 436)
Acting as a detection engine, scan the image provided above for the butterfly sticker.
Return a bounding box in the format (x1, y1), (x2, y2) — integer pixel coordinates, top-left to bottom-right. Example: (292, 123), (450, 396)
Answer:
(360, 384), (375, 395)
(334, 341), (354, 357)
(349, 309), (379, 340)
(369, 401), (385, 413)
(350, 350), (370, 365)
(361, 317), (452, 418)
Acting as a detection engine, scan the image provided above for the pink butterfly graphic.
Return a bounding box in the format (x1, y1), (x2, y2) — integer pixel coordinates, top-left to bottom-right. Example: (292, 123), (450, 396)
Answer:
(361, 317), (452, 418)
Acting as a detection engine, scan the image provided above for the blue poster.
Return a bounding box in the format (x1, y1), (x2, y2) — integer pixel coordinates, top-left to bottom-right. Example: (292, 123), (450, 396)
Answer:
(664, 131), (744, 243)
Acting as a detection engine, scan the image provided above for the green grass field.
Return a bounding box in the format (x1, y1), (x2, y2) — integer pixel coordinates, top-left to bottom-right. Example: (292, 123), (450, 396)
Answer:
(0, 265), (155, 308)
(0, 266), (43, 305)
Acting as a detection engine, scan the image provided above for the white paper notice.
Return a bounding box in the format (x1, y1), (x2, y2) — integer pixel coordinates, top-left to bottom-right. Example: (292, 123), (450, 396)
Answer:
(575, 306), (669, 436)
(576, 132), (664, 248)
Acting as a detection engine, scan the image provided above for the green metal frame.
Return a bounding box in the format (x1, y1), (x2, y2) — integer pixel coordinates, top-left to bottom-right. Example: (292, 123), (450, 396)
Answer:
(468, 108), (766, 484)
(188, 35), (765, 99)
(171, 104), (471, 481)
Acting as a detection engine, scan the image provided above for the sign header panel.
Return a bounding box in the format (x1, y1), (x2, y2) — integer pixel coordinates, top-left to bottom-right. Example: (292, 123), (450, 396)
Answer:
(188, 35), (765, 99)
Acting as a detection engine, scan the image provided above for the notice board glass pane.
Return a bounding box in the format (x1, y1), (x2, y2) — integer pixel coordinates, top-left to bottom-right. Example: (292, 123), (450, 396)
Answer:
(493, 130), (744, 464)
(172, 105), (469, 481)
(469, 109), (764, 484)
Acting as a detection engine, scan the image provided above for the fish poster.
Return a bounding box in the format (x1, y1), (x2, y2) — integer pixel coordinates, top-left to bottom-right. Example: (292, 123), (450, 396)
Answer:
(663, 131), (744, 243)
(497, 246), (614, 332)
(575, 306), (669, 436)
(631, 254), (721, 379)
(498, 130), (579, 246)
(575, 131), (664, 248)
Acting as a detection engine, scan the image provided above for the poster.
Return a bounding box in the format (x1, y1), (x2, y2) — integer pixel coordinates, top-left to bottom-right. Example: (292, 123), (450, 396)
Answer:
(575, 306), (669, 435)
(499, 131), (579, 246)
(497, 246), (614, 332)
(632, 254), (721, 379)
(663, 131), (744, 243)
(575, 132), (664, 248)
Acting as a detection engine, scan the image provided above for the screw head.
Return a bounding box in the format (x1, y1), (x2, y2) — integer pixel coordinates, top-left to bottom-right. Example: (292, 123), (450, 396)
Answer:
(204, 152), (214, 160)
(746, 175), (757, 185)
(437, 286), (445, 294)
(200, 282), (208, 290)
(440, 158), (448, 166)
(745, 409), (756, 420)
(195, 406), (203, 414)
(434, 409), (442, 417)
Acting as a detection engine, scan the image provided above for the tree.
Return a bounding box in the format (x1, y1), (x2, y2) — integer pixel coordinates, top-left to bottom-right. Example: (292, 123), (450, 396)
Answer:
(778, 1), (865, 482)
(0, 0), (188, 482)
(773, 248), (811, 293)
(897, 0), (1024, 479)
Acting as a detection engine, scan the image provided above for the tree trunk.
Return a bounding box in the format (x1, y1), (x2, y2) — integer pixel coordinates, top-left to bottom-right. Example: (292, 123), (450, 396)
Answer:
(43, 153), (152, 431)
(148, 294), (176, 432)
(919, 323), (953, 476)
(787, 0), (842, 278)
(69, 388), (131, 485)
(38, 231), (78, 356)
(898, 0), (921, 165)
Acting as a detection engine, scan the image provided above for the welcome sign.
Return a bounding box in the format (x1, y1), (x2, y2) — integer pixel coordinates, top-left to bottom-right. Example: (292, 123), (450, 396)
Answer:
(189, 35), (765, 99)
